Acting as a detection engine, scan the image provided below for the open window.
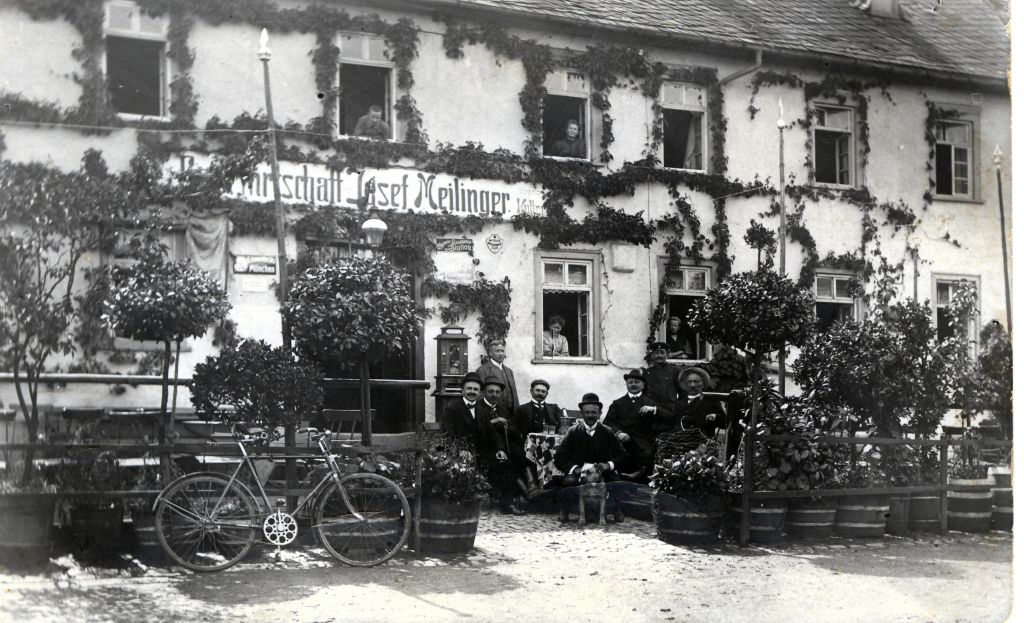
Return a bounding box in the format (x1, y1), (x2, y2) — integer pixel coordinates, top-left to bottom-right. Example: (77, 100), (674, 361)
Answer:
(104, 1), (168, 118)
(812, 104), (856, 186)
(934, 276), (979, 356)
(536, 251), (602, 361)
(659, 264), (711, 360)
(543, 69), (590, 159)
(814, 273), (858, 333)
(934, 119), (974, 198)
(338, 33), (393, 140)
(661, 82), (706, 171)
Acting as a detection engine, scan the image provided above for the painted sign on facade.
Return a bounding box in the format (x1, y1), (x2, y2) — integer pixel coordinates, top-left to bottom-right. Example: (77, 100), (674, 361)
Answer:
(434, 238), (474, 253)
(233, 255), (277, 274)
(166, 153), (544, 220)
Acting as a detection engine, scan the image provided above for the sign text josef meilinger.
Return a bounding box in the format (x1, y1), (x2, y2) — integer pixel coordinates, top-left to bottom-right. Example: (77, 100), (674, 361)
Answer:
(170, 154), (544, 219)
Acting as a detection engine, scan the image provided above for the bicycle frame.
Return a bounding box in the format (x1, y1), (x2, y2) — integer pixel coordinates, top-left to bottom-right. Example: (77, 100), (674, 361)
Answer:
(153, 432), (366, 523)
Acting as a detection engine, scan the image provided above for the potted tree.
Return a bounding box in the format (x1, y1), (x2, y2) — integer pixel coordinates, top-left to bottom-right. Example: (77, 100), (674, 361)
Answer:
(689, 268), (816, 542)
(650, 434), (726, 544)
(105, 238), (231, 445)
(52, 447), (127, 560)
(283, 257), (424, 445)
(782, 400), (846, 540)
(414, 435), (491, 553)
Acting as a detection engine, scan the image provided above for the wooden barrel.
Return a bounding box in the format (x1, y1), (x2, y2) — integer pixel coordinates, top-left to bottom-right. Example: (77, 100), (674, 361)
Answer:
(653, 491), (722, 544)
(418, 499), (481, 554)
(728, 498), (787, 543)
(0, 496), (54, 566)
(989, 466), (1012, 532)
(907, 494), (941, 533)
(69, 502), (125, 555)
(885, 495), (910, 536)
(786, 497), (836, 539)
(620, 485), (653, 521)
(131, 511), (165, 560)
(948, 477), (992, 533)
(834, 494), (889, 538)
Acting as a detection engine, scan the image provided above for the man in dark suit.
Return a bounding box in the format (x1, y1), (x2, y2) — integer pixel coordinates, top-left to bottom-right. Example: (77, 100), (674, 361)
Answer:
(554, 393), (630, 523)
(643, 341), (681, 412)
(513, 378), (562, 436)
(480, 375), (529, 514)
(476, 339), (520, 413)
(672, 367), (726, 439)
(603, 369), (674, 482)
(441, 371), (499, 459)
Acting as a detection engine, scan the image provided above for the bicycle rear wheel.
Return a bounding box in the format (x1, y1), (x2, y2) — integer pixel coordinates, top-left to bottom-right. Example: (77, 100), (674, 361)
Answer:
(314, 472), (411, 566)
(155, 473), (259, 572)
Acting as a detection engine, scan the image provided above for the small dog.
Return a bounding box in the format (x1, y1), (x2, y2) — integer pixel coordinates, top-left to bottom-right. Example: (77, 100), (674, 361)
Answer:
(577, 463), (608, 527)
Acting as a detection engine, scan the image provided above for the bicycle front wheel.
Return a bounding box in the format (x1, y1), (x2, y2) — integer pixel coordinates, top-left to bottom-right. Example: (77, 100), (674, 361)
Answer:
(314, 472), (411, 566)
(155, 473), (259, 572)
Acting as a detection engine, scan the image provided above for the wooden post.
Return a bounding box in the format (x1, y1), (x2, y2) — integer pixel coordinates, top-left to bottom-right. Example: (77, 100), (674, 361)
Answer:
(360, 357), (373, 447)
(741, 362), (760, 547)
(413, 428), (423, 554)
(939, 439), (949, 534)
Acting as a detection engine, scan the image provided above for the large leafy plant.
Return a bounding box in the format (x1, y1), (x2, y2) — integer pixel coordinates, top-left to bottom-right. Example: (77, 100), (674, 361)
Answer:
(650, 440), (726, 504)
(191, 339), (324, 430)
(0, 153), (145, 485)
(417, 435), (491, 503)
(105, 239), (231, 425)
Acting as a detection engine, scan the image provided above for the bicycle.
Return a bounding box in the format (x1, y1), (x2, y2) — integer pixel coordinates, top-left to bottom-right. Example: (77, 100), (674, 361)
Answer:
(152, 426), (411, 572)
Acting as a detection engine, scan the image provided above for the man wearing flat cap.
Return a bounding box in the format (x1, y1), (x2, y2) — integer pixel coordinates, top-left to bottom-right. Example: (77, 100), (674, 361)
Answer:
(554, 393), (629, 522)
(672, 366), (726, 439)
(603, 369), (674, 482)
(513, 378), (563, 436)
(476, 339), (520, 413)
(643, 341), (681, 412)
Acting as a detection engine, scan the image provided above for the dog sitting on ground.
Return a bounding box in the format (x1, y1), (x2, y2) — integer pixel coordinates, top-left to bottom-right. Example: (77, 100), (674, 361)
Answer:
(577, 463), (608, 527)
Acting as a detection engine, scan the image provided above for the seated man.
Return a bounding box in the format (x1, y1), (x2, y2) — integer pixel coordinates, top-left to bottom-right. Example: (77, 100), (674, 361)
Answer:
(352, 104), (391, 139)
(603, 369), (674, 482)
(554, 393), (630, 523)
(672, 367), (726, 440)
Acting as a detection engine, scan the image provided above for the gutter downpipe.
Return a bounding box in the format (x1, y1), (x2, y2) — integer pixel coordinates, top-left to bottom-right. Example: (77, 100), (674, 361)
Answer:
(718, 49), (764, 85)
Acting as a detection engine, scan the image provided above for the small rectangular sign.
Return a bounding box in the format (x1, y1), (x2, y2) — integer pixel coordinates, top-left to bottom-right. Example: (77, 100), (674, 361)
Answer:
(435, 238), (474, 253)
(233, 255), (277, 275)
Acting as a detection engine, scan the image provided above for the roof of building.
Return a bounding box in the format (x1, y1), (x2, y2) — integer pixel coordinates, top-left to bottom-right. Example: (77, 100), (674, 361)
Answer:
(431, 0), (1008, 83)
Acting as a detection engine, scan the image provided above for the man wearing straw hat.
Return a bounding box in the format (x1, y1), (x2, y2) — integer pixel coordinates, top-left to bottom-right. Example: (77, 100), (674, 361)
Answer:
(672, 366), (726, 439)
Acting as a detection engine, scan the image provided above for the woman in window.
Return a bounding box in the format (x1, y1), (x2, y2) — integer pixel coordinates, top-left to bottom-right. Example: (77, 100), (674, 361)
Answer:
(543, 315), (571, 357)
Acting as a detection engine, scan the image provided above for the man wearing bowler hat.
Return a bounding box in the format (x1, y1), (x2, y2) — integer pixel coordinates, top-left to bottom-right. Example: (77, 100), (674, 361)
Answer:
(643, 341), (681, 411)
(604, 369), (674, 482)
(554, 393), (629, 523)
(672, 366), (726, 439)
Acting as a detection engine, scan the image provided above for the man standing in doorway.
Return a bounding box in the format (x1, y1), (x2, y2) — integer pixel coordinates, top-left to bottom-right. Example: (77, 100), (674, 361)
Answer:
(477, 339), (520, 413)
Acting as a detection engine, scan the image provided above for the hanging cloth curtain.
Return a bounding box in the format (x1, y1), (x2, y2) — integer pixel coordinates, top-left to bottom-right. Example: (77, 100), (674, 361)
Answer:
(185, 211), (230, 286)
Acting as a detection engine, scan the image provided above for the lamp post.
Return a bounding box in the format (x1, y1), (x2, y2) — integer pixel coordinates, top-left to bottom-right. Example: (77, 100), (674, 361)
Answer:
(361, 210), (388, 257)
(993, 145), (1012, 334)
(259, 29), (291, 348)
(776, 99), (787, 395)
(259, 29), (298, 508)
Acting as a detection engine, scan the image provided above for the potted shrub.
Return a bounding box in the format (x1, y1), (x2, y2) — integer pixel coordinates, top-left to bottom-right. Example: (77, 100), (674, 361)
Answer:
(415, 435), (491, 554)
(833, 451), (890, 538)
(879, 444), (919, 536)
(907, 446), (942, 533)
(53, 447), (127, 559)
(650, 435), (726, 544)
(946, 435), (993, 534)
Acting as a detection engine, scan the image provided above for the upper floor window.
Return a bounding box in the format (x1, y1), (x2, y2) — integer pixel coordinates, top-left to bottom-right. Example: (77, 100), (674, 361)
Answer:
(812, 105), (855, 186)
(104, 1), (168, 118)
(934, 276), (979, 355)
(661, 82), (706, 171)
(934, 120), (973, 198)
(659, 263), (711, 360)
(536, 250), (602, 361)
(338, 33), (393, 140)
(815, 273), (857, 333)
(543, 69), (590, 160)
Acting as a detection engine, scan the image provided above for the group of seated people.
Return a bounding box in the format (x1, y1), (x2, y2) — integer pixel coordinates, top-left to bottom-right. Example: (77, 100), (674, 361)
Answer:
(441, 340), (731, 523)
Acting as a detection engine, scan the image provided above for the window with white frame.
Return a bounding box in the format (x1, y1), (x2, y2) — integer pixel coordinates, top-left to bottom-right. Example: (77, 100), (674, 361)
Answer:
(659, 264), (711, 360)
(536, 251), (601, 360)
(338, 33), (393, 140)
(543, 69), (590, 159)
(934, 120), (973, 198)
(815, 273), (857, 333)
(934, 277), (979, 354)
(109, 228), (186, 267)
(104, 1), (168, 118)
(661, 82), (706, 171)
(812, 105), (855, 186)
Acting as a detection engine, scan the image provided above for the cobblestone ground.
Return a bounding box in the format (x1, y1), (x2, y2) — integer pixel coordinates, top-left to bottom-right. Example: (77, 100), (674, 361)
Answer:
(0, 510), (1013, 623)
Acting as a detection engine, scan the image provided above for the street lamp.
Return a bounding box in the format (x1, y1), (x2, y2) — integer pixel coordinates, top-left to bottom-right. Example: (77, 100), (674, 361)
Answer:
(361, 210), (388, 254)
(993, 144), (1011, 333)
